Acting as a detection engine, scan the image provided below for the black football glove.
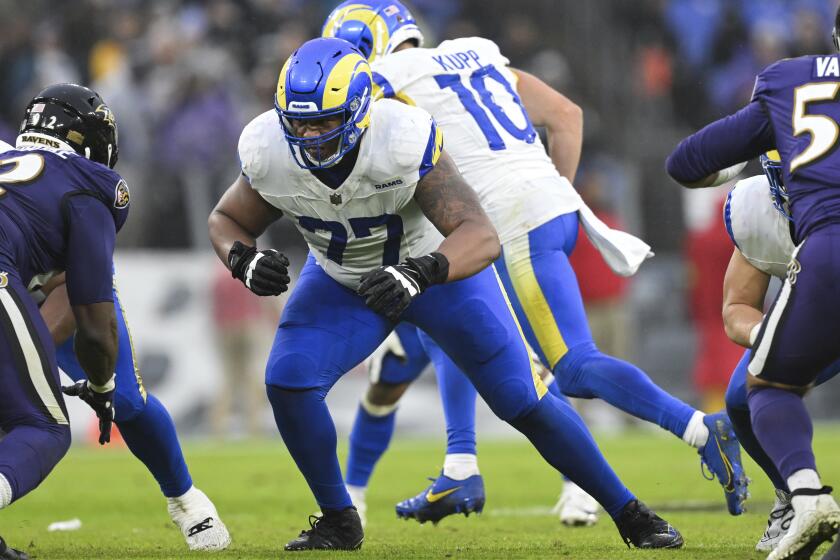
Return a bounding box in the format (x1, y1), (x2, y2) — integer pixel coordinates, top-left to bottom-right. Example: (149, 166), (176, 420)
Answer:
(228, 241), (290, 296)
(358, 252), (449, 322)
(61, 379), (115, 445)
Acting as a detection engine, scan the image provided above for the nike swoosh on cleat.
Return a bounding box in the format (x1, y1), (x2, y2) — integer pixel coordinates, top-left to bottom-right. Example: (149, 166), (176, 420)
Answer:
(426, 487), (460, 503)
(714, 438), (736, 492)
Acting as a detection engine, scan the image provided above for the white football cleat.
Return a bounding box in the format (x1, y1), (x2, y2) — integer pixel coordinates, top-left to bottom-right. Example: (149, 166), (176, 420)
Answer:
(167, 486), (231, 552)
(347, 485), (368, 529)
(757, 489), (793, 552)
(552, 481), (599, 527)
(767, 489), (840, 560)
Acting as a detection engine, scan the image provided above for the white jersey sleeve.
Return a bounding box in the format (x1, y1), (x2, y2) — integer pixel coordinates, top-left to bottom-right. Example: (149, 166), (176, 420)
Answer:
(725, 175), (796, 278)
(371, 37), (581, 244)
(237, 102), (443, 289)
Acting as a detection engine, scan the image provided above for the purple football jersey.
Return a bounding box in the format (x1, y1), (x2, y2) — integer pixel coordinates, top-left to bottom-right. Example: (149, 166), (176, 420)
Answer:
(0, 144), (129, 304)
(667, 54), (840, 242)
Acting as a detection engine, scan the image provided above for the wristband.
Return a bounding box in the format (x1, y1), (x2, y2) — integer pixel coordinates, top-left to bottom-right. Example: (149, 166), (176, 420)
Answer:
(88, 375), (116, 393)
(405, 252), (450, 289)
(228, 241), (257, 280)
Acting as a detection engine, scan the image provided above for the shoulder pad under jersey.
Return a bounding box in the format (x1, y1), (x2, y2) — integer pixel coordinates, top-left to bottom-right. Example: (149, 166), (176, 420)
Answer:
(238, 110), (279, 183)
(369, 100), (439, 179)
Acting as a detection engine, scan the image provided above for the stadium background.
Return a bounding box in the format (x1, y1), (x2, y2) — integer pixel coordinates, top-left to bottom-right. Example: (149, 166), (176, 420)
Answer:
(1, 0), (839, 443)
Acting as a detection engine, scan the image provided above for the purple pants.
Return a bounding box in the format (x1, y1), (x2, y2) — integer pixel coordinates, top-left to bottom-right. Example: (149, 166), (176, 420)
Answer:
(749, 226), (840, 387)
(0, 268), (70, 502)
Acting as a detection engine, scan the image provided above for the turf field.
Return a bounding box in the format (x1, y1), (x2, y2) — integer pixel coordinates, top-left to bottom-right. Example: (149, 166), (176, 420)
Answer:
(5, 427), (840, 559)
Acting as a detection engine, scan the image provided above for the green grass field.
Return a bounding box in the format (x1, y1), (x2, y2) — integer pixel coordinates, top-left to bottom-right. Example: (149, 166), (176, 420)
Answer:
(5, 426), (840, 559)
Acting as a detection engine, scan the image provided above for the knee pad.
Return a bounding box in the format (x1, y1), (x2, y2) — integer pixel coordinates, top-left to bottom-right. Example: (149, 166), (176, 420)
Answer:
(265, 351), (321, 390)
(486, 378), (538, 422)
(33, 422), (71, 472)
(452, 299), (511, 364)
(49, 423), (72, 458)
(553, 342), (599, 397)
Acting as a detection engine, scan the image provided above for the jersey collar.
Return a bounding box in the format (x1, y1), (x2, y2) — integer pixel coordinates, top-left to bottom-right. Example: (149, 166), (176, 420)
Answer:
(292, 120), (372, 208)
(16, 132), (77, 155)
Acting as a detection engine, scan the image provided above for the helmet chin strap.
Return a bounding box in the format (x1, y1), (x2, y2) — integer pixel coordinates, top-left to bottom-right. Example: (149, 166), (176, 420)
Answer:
(84, 147), (91, 160)
(107, 145), (113, 167)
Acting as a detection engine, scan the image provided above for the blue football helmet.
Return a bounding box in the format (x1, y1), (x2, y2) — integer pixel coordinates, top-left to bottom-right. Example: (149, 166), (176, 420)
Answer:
(322, 1), (424, 63)
(275, 37), (373, 169)
(760, 150), (792, 222)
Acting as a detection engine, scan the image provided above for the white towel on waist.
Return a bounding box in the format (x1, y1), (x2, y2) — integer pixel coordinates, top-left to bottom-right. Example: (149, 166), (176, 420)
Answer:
(576, 198), (654, 277)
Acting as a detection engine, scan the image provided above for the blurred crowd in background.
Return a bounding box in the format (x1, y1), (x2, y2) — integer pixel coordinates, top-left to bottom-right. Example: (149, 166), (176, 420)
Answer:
(2, 0), (839, 436)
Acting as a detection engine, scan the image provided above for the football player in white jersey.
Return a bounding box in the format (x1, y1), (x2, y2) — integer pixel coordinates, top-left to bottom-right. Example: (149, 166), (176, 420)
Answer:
(721, 152), (839, 556)
(209, 37), (683, 551)
(321, 0), (747, 525)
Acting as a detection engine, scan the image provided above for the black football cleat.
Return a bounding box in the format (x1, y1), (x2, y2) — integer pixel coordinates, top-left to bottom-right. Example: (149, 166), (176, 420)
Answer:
(614, 499), (684, 549)
(284, 507), (364, 551)
(0, 537), (28, 560)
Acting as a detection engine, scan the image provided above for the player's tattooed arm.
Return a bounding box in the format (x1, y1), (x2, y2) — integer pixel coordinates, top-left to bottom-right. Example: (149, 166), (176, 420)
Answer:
(414, 150), (500, 281)
(512, 68), (583, 182)
(209, 174), (284, 268)
(722, 248), (771, 347)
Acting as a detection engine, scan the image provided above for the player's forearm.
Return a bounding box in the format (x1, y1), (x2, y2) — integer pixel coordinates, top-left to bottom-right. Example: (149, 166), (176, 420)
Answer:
(545, 108), (583, 181)
(208, 209), (258, 270)
(73, 304), (118, 386)
(723, 303), (764, 348)
(666, 101), (773, 186)
(40, 283), (77, 345)
(435, 219), (500, 281)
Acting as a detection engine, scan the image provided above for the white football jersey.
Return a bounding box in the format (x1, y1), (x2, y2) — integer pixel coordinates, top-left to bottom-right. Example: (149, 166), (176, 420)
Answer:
(371, 37), (581, 243)
(726, 175), (795, 278)
(238, 100), (444, 289)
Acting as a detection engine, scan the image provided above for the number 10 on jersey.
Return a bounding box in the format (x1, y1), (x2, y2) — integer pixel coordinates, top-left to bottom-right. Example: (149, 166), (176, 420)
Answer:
(435, 65), (536, 151)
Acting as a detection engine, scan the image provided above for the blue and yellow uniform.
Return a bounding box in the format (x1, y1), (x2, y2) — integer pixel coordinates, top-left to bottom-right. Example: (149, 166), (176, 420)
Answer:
(240, 38), (642, 531)
(324, 0), (749, 518)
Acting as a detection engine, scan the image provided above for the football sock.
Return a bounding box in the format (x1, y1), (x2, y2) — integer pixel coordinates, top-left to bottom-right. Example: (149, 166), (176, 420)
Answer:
(681, 411), (709, 448)
(748, 387), (816, 480)
(267, 385), (353, 510)
(0, 424), (69, 503)
(430, 348), (478, 456)
(346, 484), (366, 506)
(788, 469), (822, 493)
(443, 453), (479, 480)
(509, 393), (634, 518)
(117, 394), (193, 498)
(555, 342), (696, 439)
(345, 397), (397, 488)
(0, 474), (11, 508)
(726, 402), (788, 490)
